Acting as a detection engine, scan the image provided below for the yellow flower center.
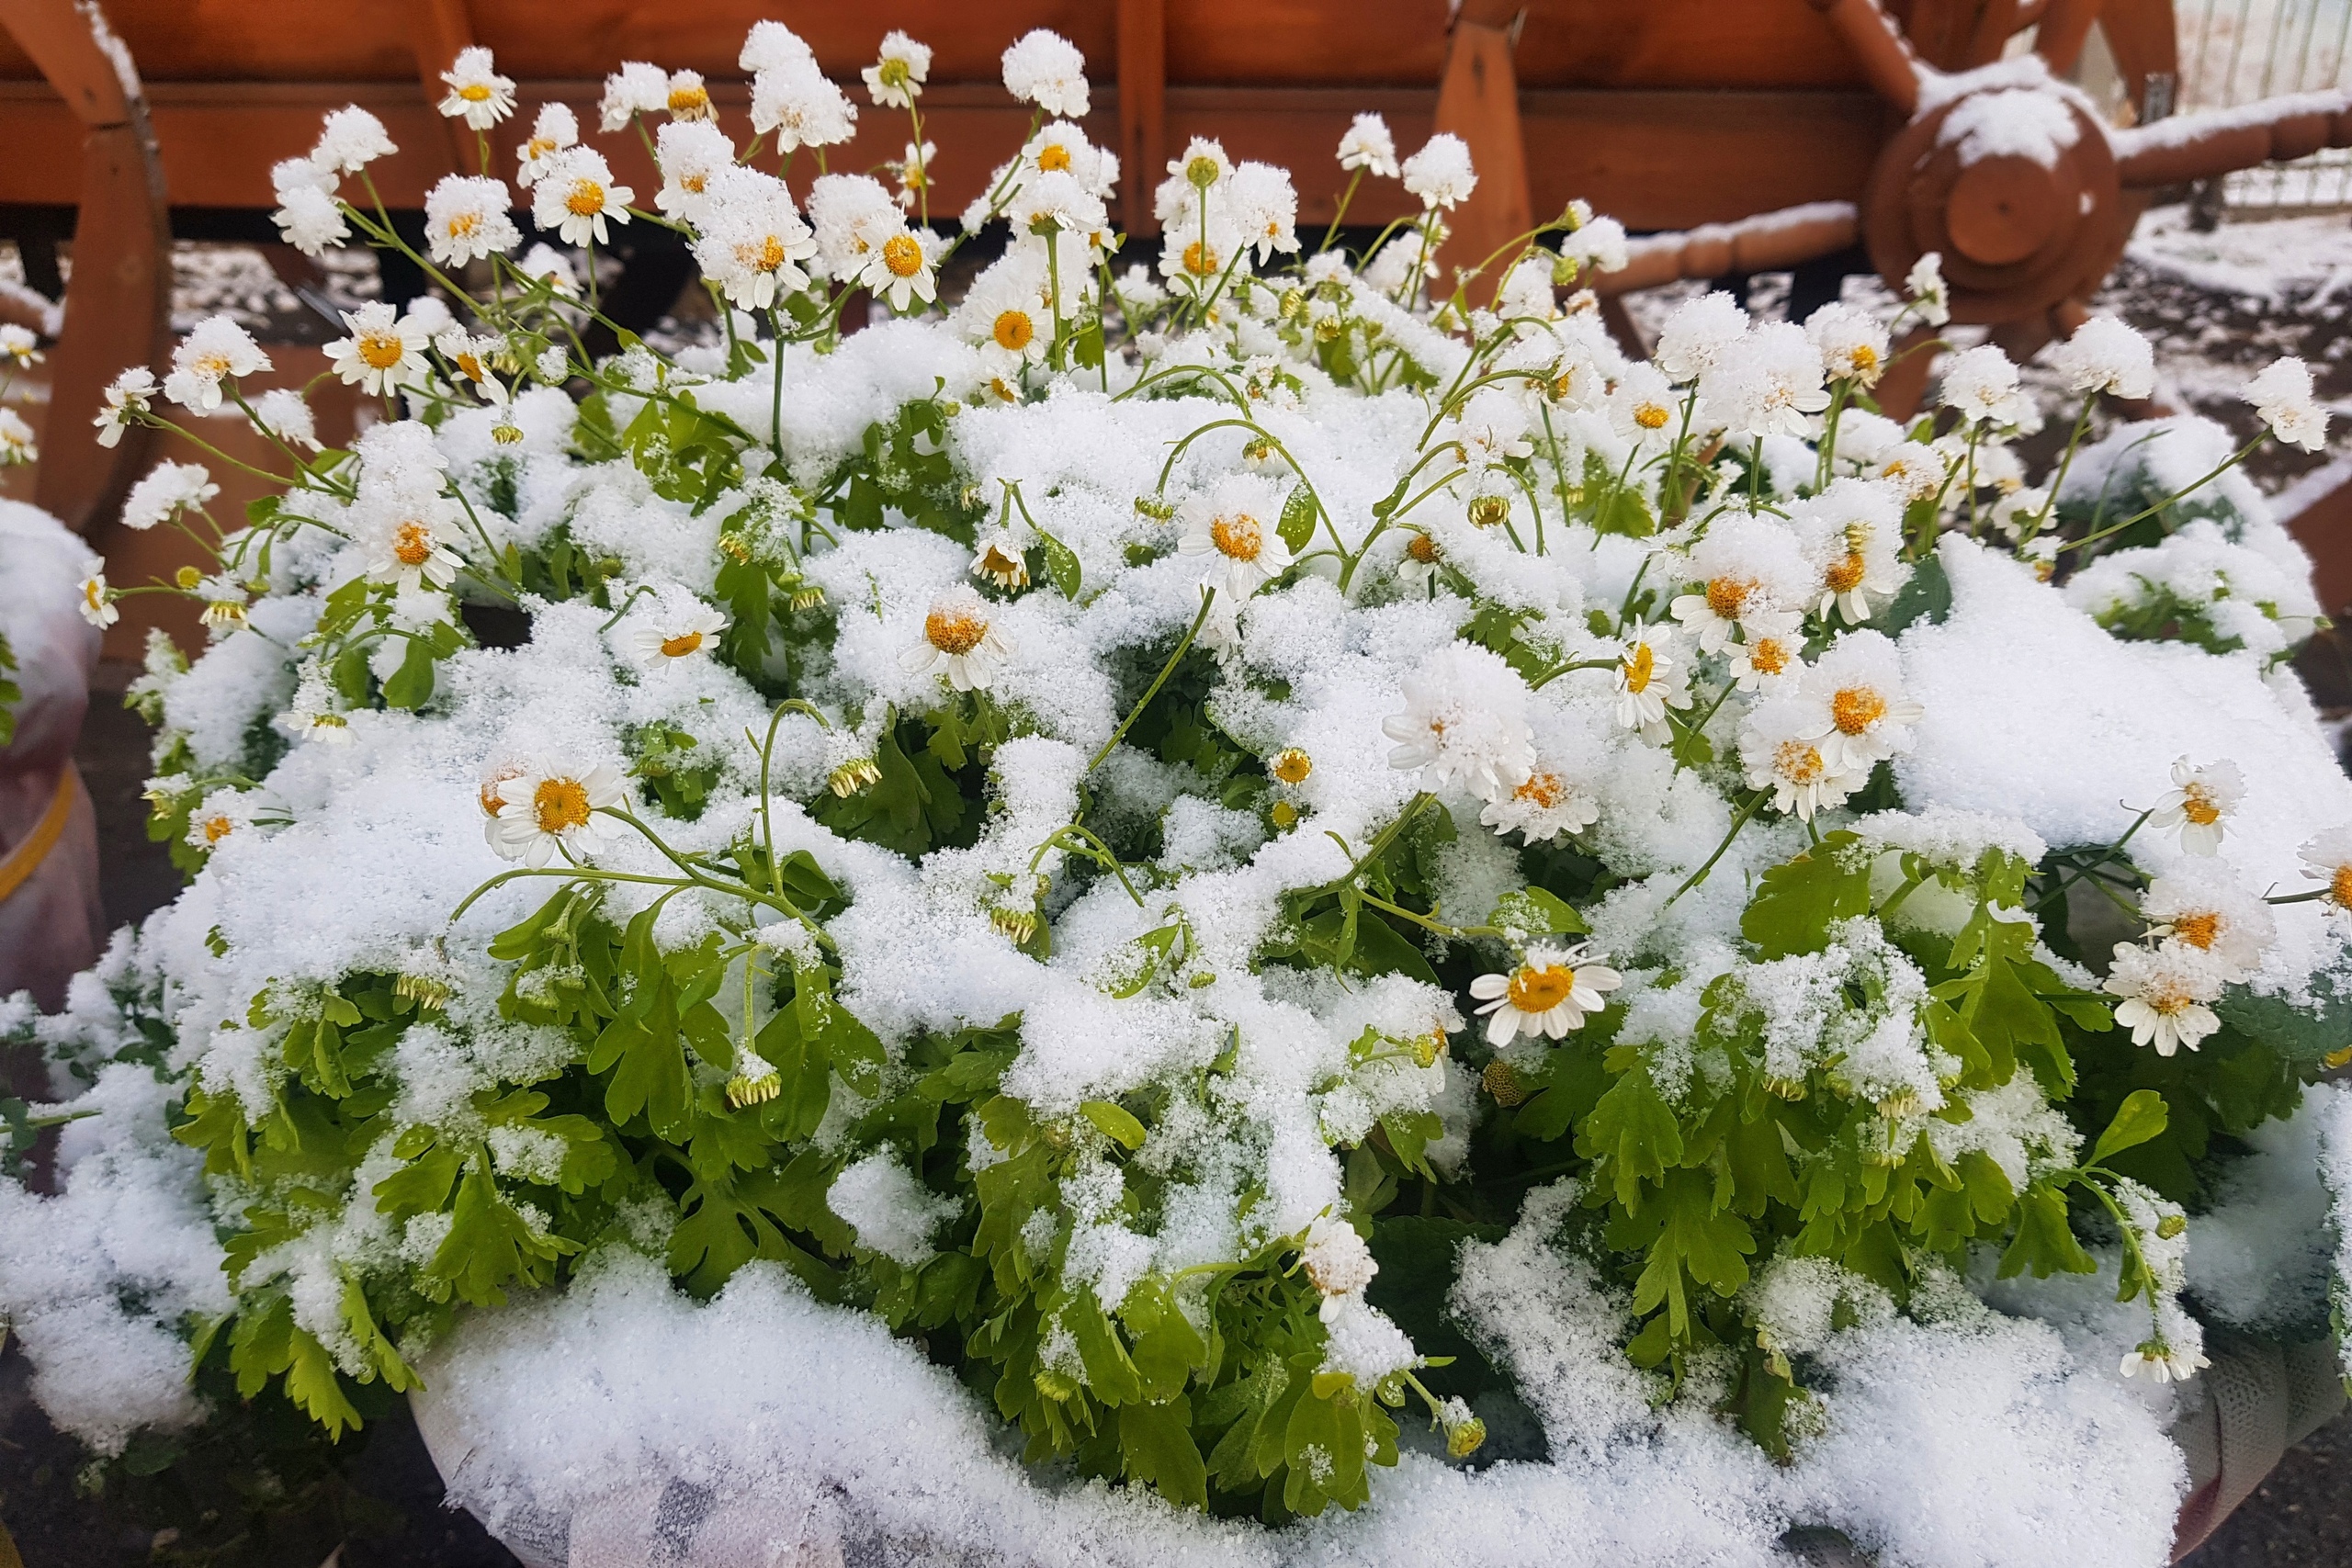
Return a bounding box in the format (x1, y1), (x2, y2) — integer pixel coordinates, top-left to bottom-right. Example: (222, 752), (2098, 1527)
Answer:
(669, 84), (710, 116)
(454, 352), (483, 382)
(357, 331), (406, 370)
(458, 83), (492, 103)
(1183, 241), (1218, 277)
(481, 767), (521, 818)
(659, 631), (705, 658)
(1514, 771), (1566, 808)
(534, 777), (593, 834)
(392, 522), (434, 568)
(2182, 786), (2222, 826)
(1776, 739), (1826, 784)
(83, 580), (105, 612)
(1507, 964), (1576, 1014)
(683, 173), (707, 194)
(993, 310), (1034, 352)
(1272, 749), (1313, 784)
(1832, 686), (1885, 736)
(882, 233), (924, 278)
(1037, 143), (1071, 173)
(1210, 513), (1263, 561)
(1634, 401), (1669, 431)
(743, 234), (787, 274)
(447, 210), (481, 241)
(1704, 577), (1752, 619)
(2144, 979), (2197, 1017)
(2171, 911), (2221, 950)
(1406, 534), (1441, 565)
(1825, 553), (1867, 594)
(525, 135), (557, 161)
(192, 351), (233, 378)
(1747, 637), (1789, 675)
(2332, 865), (2352, 908)
(202, 814), (235, 843)
(979, 543), (1023, 580)
(925, 607), (988, 655)
(1849, 344), (1879, 374)
(566, 180), (605, 217)
(1623, 643), (1655, 694)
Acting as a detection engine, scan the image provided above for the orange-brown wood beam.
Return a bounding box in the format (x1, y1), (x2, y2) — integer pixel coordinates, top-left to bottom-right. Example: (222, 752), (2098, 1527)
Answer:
(1116, 0), (1164, 236)
(1431, 6), (1532, 291)
(407, 0), (472, 174)
(0, 0), (168, 536)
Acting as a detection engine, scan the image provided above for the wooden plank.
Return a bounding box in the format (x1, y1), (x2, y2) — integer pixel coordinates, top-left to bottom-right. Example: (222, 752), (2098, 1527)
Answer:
(1116, 0), (1165, 235)
(0, 0), (134, 126)
(406, 0), (475, 173)
(1431, 18), (1532, 285)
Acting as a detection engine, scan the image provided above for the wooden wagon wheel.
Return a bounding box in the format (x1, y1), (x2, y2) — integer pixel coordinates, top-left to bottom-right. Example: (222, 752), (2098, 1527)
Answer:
(0, 0), (169, 537)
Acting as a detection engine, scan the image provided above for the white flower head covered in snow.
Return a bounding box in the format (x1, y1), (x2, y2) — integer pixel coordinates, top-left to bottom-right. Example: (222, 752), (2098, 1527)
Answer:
(1703, 321), (1830, 439)
(2050, 315), (2154, 401)
(1480, 763), (1600, 843)
(628, 595), (729, 671)
(1383, 641), (1534, 800)
(534, 147), (632, 246)
(327, 300), (430, 397)
(1471, 942), (1623, 1044)
(865, 31), (932, 107)
(491, 761), (629, 867)
(253, 388), (320, 452)
(1178, 475), (1295, 603)
(654, 119), (734, 222)
(2245, 356), (2329, 452)
(1656, 290), (1748, 383)
(1337, 113), (1400, 179)
(903, 587), (1014, 693)
(1668, 510), (1811, 652)
(1001, 29), (1090, 118)
(165, 316), (271, 412)
(751, 59), (857, 154)
(599, 62), (671, 131)
(1302, 1214), (1376, 1302)
(857, 221), (940, 313)
(424, 175), (520, 266)
(95, 366), (156, 446)
(2153, 755), (2244, 855)
(1400, 132), (1476, 209)
(2299, 826), (2352, 912)
(1905, 251), (1950, 326)
(1805, 301), (1889, 388)
(2140, 861), (2274, 977)
(438, 46), (515, 130)
(360, 494), (465, 593)
(312, 105), (396, 175)
(693, 166), (817, 310)
(1802, 629), (1923, 775)
(2121, 1338), (2211, 1384)
(122, 460), (218, 532)
(515, 102), (578, 189)
(1612, 624), (1692, 741)
(1793, 478), (1907, 623)
(1939, 344), (2031, 429)
(2104, 941), (2226, 1056)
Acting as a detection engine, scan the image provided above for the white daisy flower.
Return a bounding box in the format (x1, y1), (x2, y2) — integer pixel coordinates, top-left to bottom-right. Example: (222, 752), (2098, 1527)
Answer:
(312, 105), (396, 174)
(1729, 624), (1802, 692)
(1610, 362), (1681, 447)
(361, 497), (465, 592)
(2153, 755), (2244, 856)
(1382, 642), (1534, 800)
(864, 31), (932, 107)
(492, 761), (629, 867)
(2050, 314), (2154, 400)
(901, 588), (1014, 692)
(2120, 1339), (2210, 1384)
(1939, 344), (2032, 429)
(1703, 321), (1831, 439)
(664, 70), (714, 121)
(95, 366), (156, 446)
(692, 166), (817, 310)
(122, 459), (218, 531)
(515, 102), (578, 189)
(628, 599), (729, 669)
(424, 175), (520, 266)
(1805, 301), (1889, 388)
(752, 59), (859, 153)
(856, 222), (939, 313)
(327, 300), (431, 396)
(2104, 942), (2227, 1056)
(1800, 629), (1923, 775)
(0, 406), (36, 466)
(1177, 477), (1295, 603)
(1740, 694), (1861, 820)
(1792, 479), (1907, 623)
(253, 388), (321, 451)
(1612, 626), (1691, 741)
(78, 570), (117, 628)
(1668, 512), (1812, 652)
(1470, 943), (1623, 1044)
(654, 119), (735, 223)
(1656, 290), (1748, 383)
(1479, 765), (1600, 842)
(956, 251), (1052, 376)
(533, 147), (633, 247)
(599, 61), (671, 131)
(438, 46), (516, 130)
(164, 315), (272, 412)
(2245, 356), (2329, 453)
(970, 533), (1031, 592)
(1905, 251), (1950, 326)
(2299, 825), (2352, 911)
(186, 788), (258, 851)
(1301, 1214), (1377, 1297)
(1396, 531), (1444, 592)
(1337, 113), (1399, 178)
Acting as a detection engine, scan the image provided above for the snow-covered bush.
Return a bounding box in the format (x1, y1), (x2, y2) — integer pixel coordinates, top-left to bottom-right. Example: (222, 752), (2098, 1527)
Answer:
(8, 23), (2352, 1562)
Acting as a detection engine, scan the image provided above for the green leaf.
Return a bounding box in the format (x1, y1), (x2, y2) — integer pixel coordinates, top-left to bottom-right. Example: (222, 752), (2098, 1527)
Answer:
(587, 1010), (695, 1141)
(1488, 886), (1587, 938)
(1880, 549), (1951, 632)
(1997, 1179), (2098, 1280)
(1625, 1167), (1755, 1339)
(1277, 485), (1318, 553)
(427, 1160), (577, 1306)
(1070, 1291), (1144, 1405)
(1121, 1399), (1208, 1509)
(1741, 832), (1871, 959)
(1080, 1100), (1148, 1150)
(2091, 1089), (2170, 1166)
(1038, 529), (1082, 601)
(1576, 1064), (1684, 1210)
(2216, 978), (2352, 1064)
(381, 637), (437, 711)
